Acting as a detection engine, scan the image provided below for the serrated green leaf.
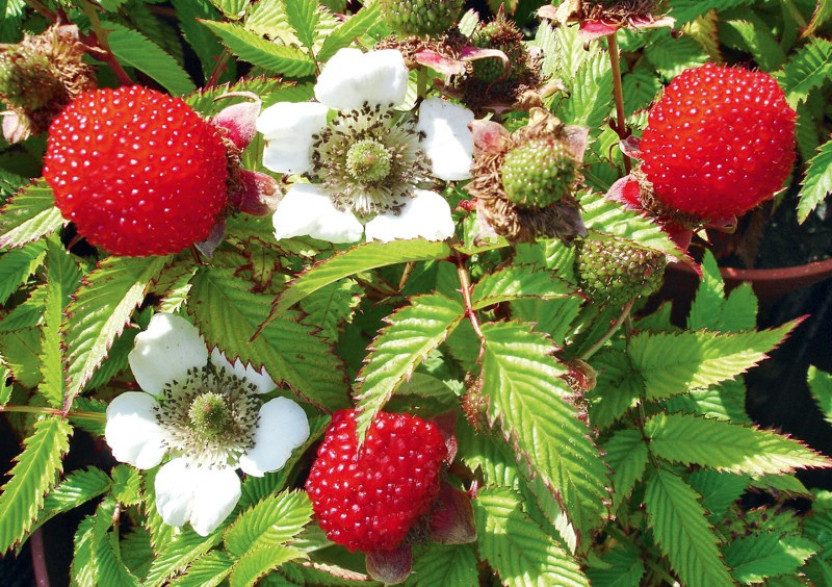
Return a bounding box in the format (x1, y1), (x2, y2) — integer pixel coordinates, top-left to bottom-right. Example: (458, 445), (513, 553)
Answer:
(645, 413), (832, 474)
(0, 327), (42, 388)
(72, 498), (139, 587)
(644, 468), (733, 587)
(645, 29), (709, 80)
(189, 267), (349, 409)
(206, 0), (248, 19)
(797, 137), (832, 223)
(224, 491), (312, 557)
(514, 239), (577, 281)
(603, 430), (648, 511)
(689, 251), (757, 332)
(622, 66), (663, 117)
(354, 293), (464, 442)
(587, 349), (644, 429)
(586, 542), (645, 587)
(63, 256), (170, 411)
(318, 3), (381, 62)
(111, 464), (142, 506)
(200, 20), (315, 77)
(105, 22), (196, 95)
(285, 0), (320, 49)
(171, 0), (228, 82)
(0, 417), (72, 553)
(629, 320), (799, 400)
(808, 366), (832, 424)
(0, 240), (46, 305)
(805, 0), (832, 37)
(776, 37), (832, 108)
(686, 469), (749, 519)
(0, 284), (46, 332)
(510, 297), (583, 347)
(472, 266), (573, 310)
(144, 531), (222, 587)
(299, 279), (361, 342)
(457, 420), (521, 489)
(33, 468), (111, 533)
(556, 50), (613, 129)
(0, 181), (64, 248)
(473, 487), (590, 587)
(230, 545), (304, 587)
(665, 0), (754, 26)
(480, 322), (609, 537)
(269, 239), (451, 321)
(724, 533), (817, 584)
(120, 527), (154, 580)
(719, 18), (785, 71)
(406, 544), (478, 587)
(170, 551), (234, 587)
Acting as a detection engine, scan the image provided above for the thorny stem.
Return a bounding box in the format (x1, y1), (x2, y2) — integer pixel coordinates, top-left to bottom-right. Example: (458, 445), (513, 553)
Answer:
(0, 404), (106, 422)
(455, 254), (486, 360)
(578, 300), (633, 361)
(80, 0), (134, 86)
(607, 33), (632, 174)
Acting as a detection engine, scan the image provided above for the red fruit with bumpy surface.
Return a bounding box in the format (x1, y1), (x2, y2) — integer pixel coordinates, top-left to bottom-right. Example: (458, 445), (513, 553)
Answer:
(43, 86), (228, 256)
(640, 63), (796, 220)
(306, 410), (447, 552)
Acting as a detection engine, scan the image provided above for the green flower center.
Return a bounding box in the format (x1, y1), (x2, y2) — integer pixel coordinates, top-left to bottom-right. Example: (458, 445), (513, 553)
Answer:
(346, 138), (392, 183)
(188, 392), (232, 439)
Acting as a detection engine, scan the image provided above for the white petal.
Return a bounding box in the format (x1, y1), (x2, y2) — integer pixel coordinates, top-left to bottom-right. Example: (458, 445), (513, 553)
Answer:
(128, 313), (208, 396)
(364, 189), (455, 242)
(188, 467), (241, 537)
(273, 184), (364, 244)
(238, 397), (310, 477)
(104, 392), (166, 469)
(417, 98), (474, 181)
(257, 101), (329, 175)
(210, 348), (276, 394)
(154, 458), (195, 528)
(314, 48), (409, 111)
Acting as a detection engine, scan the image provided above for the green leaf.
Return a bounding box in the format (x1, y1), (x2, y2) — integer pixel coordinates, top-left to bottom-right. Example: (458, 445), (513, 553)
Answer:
(285, 0), (320, 49)
(644, 30), (709, 80)
(645, 413), (832, 474)
(407, 544), (479, 587)
(666, 0), (753, 25)
(269, 239), (451, 319)
(480, 322), (609, 537)
(586, 542), (645, 587)
(797, 137), (832, 223)
(775, 37), (832, 108)
(200, 21), (315, 77)
(72, 498), (140, 587)
(34, 468), (111, 532)
(105, 22), (196, 95)
(0, 417), (72, 553)
(686, 469), (749, 519)
(224, 491), (312, 557)
(0, 285), (46, 332)
(189, 268), (349, 409)
(170, 551), (234, 587)
(556, 50), (613, 129)
(622, 66), (663, 117)
(629, 320), (799, 400)
(354, 293), (464, 442)
(805, 0), (832, 37)
(724, 534), (817, 584)
(472, 266), (574, 309)
(318, 3), (381, 62)
(144, 531), (222, 587)
(510, 297), (583, 347)
(603, 430), (648, 511)
(299, 279), (361, 342)
(688, 251), (757, 332)
(206, 0), (248, 19)
(719, 18), (786, 71)
(63, 256), (170, 411)
(170, 0), (227, 81)
(473, 487), (590, 587)
(587, 348), (644, 429)
(111, 465), (143, 506)
(808, 366), (832, 424)
(644, 468), (733, 587)
(0, 181), (64, 248)
(229, 545), (304, 587)
(0, 240), (46, 306)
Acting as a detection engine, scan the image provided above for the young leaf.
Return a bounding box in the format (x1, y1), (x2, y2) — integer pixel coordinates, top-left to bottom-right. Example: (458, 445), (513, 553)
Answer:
(629, 320), (800, 400)
(644, 413), (832, 474)
(72, 498), (140, 587)
(0, 180), (64, 248)
(480, 322), (609, 537)
(354, 293), (464, 442)
(644, 468), (733, 587)
(808, 366), (832, 424)
(723, 533), (817, 584)
(775, 37), (832, 108)
(144, 531), (223, 587)
(229, 545), (304, 587)
(0, 240), (47, 305)
(0, 416), (72, 553)
(471, 266), (574, 309)
(189, 267), (349, 409)
(797, 137), (832, 223)
(285, 0), (320, 49)
(169, 551), (234, 587)
(473, 487), (590, 587)
(105, 22), (196, 95)
(63, 255), (170, 411)
(224, 491), (312, 557)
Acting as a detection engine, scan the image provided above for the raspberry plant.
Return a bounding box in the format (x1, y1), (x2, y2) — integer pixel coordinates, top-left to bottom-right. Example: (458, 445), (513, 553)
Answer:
(0, 1), (831, 585)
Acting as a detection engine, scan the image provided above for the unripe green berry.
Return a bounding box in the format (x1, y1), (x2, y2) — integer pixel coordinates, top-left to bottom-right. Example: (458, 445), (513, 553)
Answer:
(471, 20), (527, 83)
(0, 50), (62, 111)
(575, 239), (666, 307)
(381, 0), (465, 37)
(500, 139), (577, 209)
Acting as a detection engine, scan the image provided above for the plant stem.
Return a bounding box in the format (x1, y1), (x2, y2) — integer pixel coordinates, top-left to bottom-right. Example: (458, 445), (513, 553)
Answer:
(417, 66), (429, 102)
(80, 0), (134, 86)
(455, 254), (486, 360)
(206, 51), (231, 88)
(579, 300), (633, 361)
(30, 528), (50, 587)
(0, 404), (106, 422)
(23, 0), (57, 21)
(607, 33), (632, 174)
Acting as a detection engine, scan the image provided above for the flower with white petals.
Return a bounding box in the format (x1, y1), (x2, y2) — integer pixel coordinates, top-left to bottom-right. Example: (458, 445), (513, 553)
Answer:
(104, 313), (310, 537)
(256, 48), (475, 244)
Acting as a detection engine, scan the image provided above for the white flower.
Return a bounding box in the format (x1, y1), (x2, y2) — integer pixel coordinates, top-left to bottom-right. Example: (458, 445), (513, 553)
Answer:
(256, 48), (474, 244)
(104, 313), (310, 537)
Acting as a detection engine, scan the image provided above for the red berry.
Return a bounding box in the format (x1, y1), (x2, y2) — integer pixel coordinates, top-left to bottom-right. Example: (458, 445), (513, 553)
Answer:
(640, 63), (796, 220)
(43, 86), (228, 256)
(306, 410), (447, 552)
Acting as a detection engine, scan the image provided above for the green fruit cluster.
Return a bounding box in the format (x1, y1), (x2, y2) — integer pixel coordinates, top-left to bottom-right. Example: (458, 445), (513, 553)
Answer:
(381, 0), (465, 37)
(500, 138), (577, 209)
(471, 20), (527, 83)
(576, 239), (667, 307)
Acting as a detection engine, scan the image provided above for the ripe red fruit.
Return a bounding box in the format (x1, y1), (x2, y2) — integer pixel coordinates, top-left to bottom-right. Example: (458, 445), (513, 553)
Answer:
(640, 63), (796, 220)
(306, 409), (447, 552)
(43, 86), (228, 256)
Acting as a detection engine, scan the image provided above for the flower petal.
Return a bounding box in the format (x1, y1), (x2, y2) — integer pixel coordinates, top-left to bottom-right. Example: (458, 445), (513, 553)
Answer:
(238, 397), (310, 477)
(364, 189), (455, 242)
(104, 392), (166, 469)
(128, 313), (208, 396)
(210, 348), (276, 394)
(257, 101), (329, 175)
(314, 48), (409, 111)
(188, 467), (241, 536)
(416, 98), (474, 181)
(154, 458), (195, 528)
(273, 184), (364, 244)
